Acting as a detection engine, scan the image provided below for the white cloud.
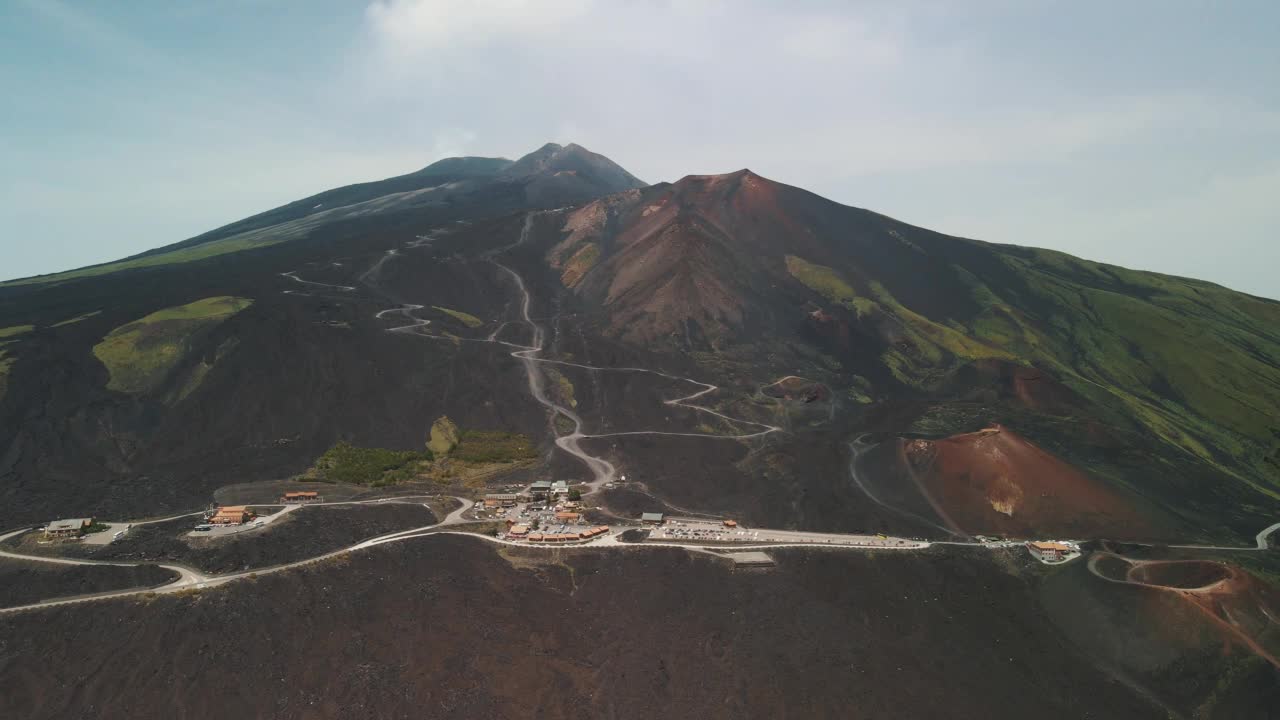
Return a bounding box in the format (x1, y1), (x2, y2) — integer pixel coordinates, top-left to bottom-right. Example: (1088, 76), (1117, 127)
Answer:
(5, 1), (1277, 298)
(923, 164), (1280, 297)
(777, 14), (903, 65)
(364, 0), (592, 53)
(428, 128), (478, 159)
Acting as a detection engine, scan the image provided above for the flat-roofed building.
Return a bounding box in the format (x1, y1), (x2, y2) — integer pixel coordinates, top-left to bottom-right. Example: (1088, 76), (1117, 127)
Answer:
(555, 511), (581, 522)
(551, 480), (569, 497)
(44, 518), (93, 539)
(484, 493), (519, 508)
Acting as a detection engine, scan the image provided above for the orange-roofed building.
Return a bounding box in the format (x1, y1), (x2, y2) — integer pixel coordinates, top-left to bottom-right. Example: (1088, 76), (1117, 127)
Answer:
(1026, 541), (1073, 561)
(209, 506), (252, 525)
(280, 491), (320, 503)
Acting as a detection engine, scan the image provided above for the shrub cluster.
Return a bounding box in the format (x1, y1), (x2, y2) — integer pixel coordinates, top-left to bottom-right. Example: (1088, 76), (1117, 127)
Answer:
(452, 430), (538, 463)
(316, 441), (432, 486)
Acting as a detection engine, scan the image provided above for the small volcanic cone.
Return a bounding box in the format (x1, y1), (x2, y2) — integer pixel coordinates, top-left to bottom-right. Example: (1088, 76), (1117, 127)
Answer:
(901, 424), (1154, 539)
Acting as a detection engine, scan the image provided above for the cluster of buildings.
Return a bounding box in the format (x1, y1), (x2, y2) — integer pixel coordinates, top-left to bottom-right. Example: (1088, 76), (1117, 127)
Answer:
(528, 480), (572, 499)
(483, 481), (575, 509)
(507, 524), (609, 542)
(489, 479), (609, 544)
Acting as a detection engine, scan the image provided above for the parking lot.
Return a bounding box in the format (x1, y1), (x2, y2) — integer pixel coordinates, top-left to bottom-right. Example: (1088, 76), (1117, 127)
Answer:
(188, 505), (298, 538)
(649, 518), (928, 548)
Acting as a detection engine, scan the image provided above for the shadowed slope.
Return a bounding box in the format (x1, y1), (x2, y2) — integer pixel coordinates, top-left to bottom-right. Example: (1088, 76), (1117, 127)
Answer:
(0, 538), (1175, 720)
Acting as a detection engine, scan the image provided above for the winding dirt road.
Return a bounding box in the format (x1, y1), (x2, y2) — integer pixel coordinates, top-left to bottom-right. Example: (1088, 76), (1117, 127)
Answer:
(373, 213), (781, 494)
(1170, 521), (1280, 552)
(0, 497), (472, 615)
(8, 218), (1271, 615)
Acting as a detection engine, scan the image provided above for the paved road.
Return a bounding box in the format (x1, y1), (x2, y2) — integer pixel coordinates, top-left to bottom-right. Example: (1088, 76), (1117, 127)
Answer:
(373, 217), (780, 496)
(4, 500), (1276, 616)
(648, 518), (929, 549)
(0, 498), (472, 614)
(0, 527), (209, 612)
(1168, 520), (1280, 551)
(6, 236), (1273, 612)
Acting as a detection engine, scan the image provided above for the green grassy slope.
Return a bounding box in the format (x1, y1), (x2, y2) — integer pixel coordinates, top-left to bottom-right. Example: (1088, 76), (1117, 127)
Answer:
(0, 325), (34, 338)
(92, 296), (253, 394)
(1, 155), (518, 289)
(795, 236), (1280, 500)
(1, 235), (285, 287)
(432, 306), (484, 328)
(983, 248), (1280, 496)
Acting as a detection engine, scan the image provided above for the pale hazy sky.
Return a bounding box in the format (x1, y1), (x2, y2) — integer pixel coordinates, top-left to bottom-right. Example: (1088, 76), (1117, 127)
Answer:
(2, 0), (1277, 298)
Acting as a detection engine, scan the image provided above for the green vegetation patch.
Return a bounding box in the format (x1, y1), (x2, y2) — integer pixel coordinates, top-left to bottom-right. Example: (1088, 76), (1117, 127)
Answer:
(785, 256), (881, 318)
(786, 255), (856, 303)
(0, 344), (15, 402)
(428, 416), (460, 455)
(545, 366), (577, 408)
(453, 430), (539, 463)
(52, 310), (103, 327)
(560, 242), (601, 287)
(1, 236), (286, 287)
(166, 337), (240, 405)
(987, 249), (1280, 496)
(92, 296), (253, 394)
(432, 306), (483, 328)
(0, 325), (34, 339)
(315, 441), (433, 486)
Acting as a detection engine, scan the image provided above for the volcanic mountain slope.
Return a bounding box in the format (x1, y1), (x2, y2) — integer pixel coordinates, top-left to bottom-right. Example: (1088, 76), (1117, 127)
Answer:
(0, 145), (1278, 544)
(3, 143), (641, 288)
(0, 144), (644, 525)
(0, 537), (1238, 720)
(0, 143), (1278, 718)
(897, 425), (1159, 539)
(1042, 548), (1280, 715)
(533, 168), (1280, 540)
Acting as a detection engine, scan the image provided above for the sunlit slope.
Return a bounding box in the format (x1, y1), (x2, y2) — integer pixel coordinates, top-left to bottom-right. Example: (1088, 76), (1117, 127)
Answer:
(921, 243), (1280, 497)
(92, 296), (252, 395)
(2, 144), (640, 288)
(549, 169), (1280, 503)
